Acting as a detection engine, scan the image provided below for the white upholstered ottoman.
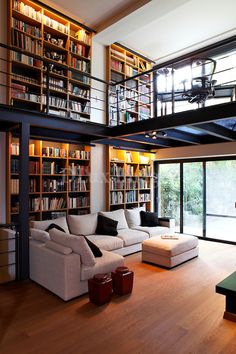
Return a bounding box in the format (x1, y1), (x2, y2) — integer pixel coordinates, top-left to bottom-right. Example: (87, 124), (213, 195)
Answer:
(142, 234), (199, 268)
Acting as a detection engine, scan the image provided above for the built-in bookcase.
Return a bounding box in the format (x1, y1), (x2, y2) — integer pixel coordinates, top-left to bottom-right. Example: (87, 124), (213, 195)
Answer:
(106, 146), (154, 211)
(7, 134), (91, 223)
(8, 0), (92, 121)
(107, 43), (153, 125)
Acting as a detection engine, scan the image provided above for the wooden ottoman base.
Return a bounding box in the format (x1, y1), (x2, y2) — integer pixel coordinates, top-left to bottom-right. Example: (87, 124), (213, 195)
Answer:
(142, 234), (199, 268)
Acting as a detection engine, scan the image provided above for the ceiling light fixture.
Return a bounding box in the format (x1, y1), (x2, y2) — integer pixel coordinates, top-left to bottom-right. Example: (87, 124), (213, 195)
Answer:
(145, 131), (167, 139)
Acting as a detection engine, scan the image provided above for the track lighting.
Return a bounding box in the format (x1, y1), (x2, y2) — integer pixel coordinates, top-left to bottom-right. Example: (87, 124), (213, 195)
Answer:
(145, 131), (167, 139)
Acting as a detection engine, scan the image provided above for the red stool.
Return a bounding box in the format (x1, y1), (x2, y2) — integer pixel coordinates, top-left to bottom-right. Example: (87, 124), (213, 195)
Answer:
(88, 273), (112, 306)
(112, 266), (134, 296)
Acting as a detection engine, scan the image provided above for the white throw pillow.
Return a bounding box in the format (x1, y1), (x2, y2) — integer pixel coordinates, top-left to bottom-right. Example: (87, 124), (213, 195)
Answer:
(30, 217), (69, 233)
(100, 209), (128, 230)
(49, 229), (96, 266)
(45, 240), (73, 255)
(30, 228), (50, 243)
(67, 213), (98, 236)
(125, 207), (146, 228)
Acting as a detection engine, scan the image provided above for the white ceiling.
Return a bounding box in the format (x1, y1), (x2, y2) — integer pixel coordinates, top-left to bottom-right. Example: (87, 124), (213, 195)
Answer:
(44, 0), (236, 63)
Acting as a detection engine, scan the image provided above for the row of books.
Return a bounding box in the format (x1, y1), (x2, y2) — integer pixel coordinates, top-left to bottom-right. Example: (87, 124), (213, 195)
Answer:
(13, 1), (42, 23)
(70, 41), (88, 58)
(42, 179), (66, 192)
(125, 190), (137, 203)
(43, 15), (68, 34)
(10, 179), (19, 194)
(140, 105), (150, 116)
(139, 193), (150, 202)
(110, 191), (123, 205)
(110, 177), (125, 190)
(12, 73), (39, 85)
(139, 166), (152, 177)
(125, 65), (138, 77)
(125, 165), (136, 176)
(110, 163), (124, 176)
(69, 177), (88, 192)
(71, 72), (90, 85)
(12, 51), (41, 67)
(42, 161), (64, 174)
(74, 29), (91, 46)
(11, 158), (19, 173)
(70, 58), (90, 73)
(29, 161), (40, 174)
(111, 59), (123, 72)
(12, 18), (42, 38)
(42, 95), (67, 108)
(69, 101), (90, 113)
(43, 76), (66, 92)
(11, 90), (40, 103)
(69, 150), (90, 159)
(69, 164), (89, 176)
(68, 84), (89, 98)
(29, 178), (38, 193)
(139, 179), (150, 189)
(12, 29), (42, 55)
(42, 147), (67, 158)
(11, 143), (19, 155)
(68, 196), (90, 209)
(126, 178), (138, 190)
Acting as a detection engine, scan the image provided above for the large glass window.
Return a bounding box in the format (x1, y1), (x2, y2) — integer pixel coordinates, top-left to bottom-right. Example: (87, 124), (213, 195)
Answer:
(155, 158), (236, 244)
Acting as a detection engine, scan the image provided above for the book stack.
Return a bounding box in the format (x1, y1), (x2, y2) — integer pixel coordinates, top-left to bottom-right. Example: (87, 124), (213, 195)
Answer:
(70, 57), (90, 73)
(68, 196), (90, 208)
(68, 83), (89, 98)
(42, 147), (66, 158)
(110, 177), (125, 190)
(11, 142), (20, 155)
(69, 150), (90, 159)
(139, 166), (151, 177)
(29, 178), (37, 192)
(41, 197), (66, 210)
(111, 59), (123, 72)
(43, 15), (68, 34)
(110, 191), (123, 205)
(125, 164), (135, 176)
(139, 193), (150, 202)
(139, 178), (149, 189)
(43, 76), (66, 92)
(12, 51), (41, 67)
(12, 18), (41, 37)
(69, 177), (87, 192)
(10, 179), (19, 194)
(42, 95), (67, 109)
(29, 161), (40, 174)
(69, 163), (89, 176)
(11, 159), (19, 173)
(69, 100), (90, 113)
(74, 29), (91, 46)
(43, 179), (66, 192)
(12, 29), (42, 55)
(70, 41), (87, 57)
(13, 1), (42, 22)
(126, 177), (138, 189)
(71, 72), (90, 85)
(125, 190), (137, 203)
(110, 163), (124, 176)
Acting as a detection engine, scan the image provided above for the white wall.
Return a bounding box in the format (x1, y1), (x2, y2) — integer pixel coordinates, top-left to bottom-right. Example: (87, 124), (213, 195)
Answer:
(155, 141), (236, 161)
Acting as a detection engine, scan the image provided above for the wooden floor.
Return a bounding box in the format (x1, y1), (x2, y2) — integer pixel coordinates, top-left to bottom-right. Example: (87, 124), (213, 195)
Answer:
(1, 240), (236, 354)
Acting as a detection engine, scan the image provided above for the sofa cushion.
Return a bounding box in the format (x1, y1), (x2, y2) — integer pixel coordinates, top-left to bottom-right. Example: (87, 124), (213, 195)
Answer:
(125, 207), (145, 228)
(67, 213), (98, 236)
(45, 240), (73, 255)
(84, 236), (103, 257)
(117, 228), (149, 246)
(49, 229), (96, 266)
(142, 234), (199, 257)
(45, 223), (66, 233)
(95, 215), (118, 236)
(87, 235), (124, 251)
(30, 228), (50, 243)
(132, 225), (171, 237)
(81, 250), (124, 281)
(30, 217), (69, 233)
(140, 211), (159, 227)
(100, 209), (128, 230)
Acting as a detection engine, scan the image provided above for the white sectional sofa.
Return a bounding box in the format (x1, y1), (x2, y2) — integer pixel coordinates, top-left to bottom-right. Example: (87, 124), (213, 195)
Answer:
(29, 208), (174, 300)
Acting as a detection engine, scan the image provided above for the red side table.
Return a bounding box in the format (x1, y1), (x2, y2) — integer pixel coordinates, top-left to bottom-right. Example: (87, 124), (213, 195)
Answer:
(112, 266), (134, 296)
(88, 273), (113, 306)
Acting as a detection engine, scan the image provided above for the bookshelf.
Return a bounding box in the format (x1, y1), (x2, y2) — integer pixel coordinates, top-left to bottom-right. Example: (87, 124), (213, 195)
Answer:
(106, 43), (153, 126)
(106, 146), (154, 211)
(7, 134), (91, 223)
(8, 0), (92, 121)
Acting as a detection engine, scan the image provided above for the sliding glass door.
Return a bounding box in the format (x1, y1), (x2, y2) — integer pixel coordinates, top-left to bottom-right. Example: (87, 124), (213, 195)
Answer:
(158, 163), (180, 232)
(206, 160), (236, 242)
(183, 162), (203, 236)
(155, 158), (236, 244)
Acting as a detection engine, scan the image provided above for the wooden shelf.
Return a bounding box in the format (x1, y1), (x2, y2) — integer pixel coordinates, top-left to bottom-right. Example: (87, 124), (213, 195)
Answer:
(7, 135), (91, 222)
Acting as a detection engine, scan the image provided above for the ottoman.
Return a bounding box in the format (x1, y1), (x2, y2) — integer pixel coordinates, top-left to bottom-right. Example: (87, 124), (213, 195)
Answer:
(142, 234), (199, 268)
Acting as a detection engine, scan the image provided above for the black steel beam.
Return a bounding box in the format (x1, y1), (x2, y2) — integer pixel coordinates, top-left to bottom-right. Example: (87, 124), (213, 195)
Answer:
(118, 135), (183, 148)
(97, 139), (158, 151)
(109, 101), (236, 137)
(0, 105), (110, 137)
(19, 123), (30, 280)
(193, 123), (236, 141)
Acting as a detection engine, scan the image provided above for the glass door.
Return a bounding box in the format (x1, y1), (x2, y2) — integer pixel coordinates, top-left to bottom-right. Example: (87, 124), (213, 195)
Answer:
(183, 162), (203, 236)
(206, 160), (236, 242)
(157, 163), (180, 232)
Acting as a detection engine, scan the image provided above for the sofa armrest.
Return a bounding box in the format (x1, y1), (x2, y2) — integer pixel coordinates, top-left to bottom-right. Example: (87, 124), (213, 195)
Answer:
(30, 240), (82, 301)
(0, 228), (16, 238)
(158, 217), (175, 230)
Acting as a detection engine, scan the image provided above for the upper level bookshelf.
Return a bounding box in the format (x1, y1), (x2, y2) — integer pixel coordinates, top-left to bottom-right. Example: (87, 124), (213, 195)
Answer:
(7, 134), (91, 223)
(107, 43), (153, 126)
(106, 146), (154, 212)
(8, 0), (93, 121)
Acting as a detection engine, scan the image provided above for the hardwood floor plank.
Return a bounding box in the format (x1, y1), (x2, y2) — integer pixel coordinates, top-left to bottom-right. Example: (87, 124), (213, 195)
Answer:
(1, 240), (236, 354)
